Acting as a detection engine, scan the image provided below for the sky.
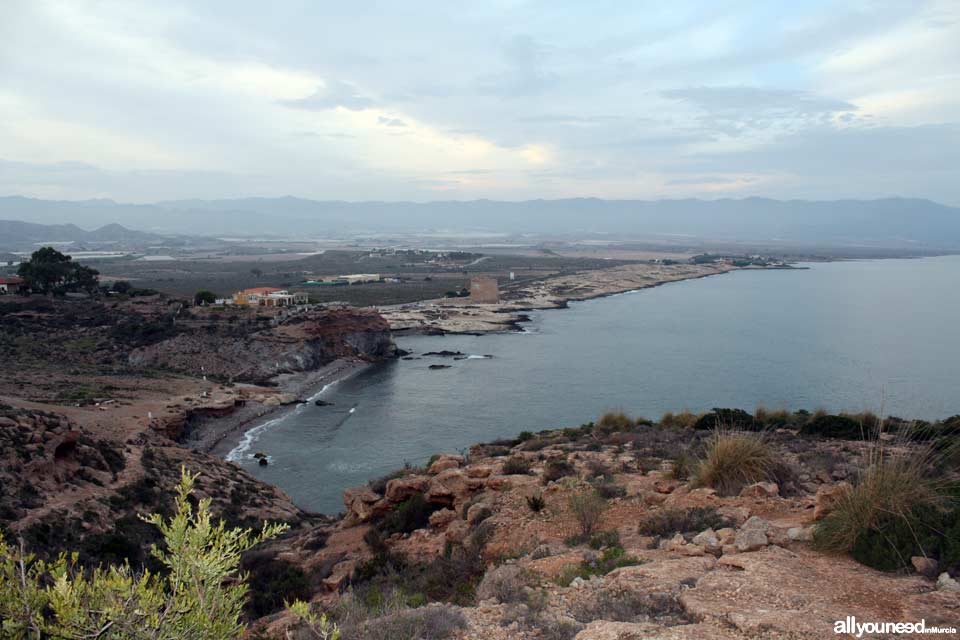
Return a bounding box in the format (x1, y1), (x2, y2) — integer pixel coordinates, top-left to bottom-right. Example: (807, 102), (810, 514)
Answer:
(0, 0), (958, 205)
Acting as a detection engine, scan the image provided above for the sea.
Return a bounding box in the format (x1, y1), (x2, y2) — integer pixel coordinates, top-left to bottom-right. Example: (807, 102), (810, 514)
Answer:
(227, 256), (960, 514)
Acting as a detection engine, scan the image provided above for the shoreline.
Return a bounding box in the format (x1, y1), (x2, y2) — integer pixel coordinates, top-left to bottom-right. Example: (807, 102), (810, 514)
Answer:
(193, 359), (371, 460)
(381, 262), (743, 335)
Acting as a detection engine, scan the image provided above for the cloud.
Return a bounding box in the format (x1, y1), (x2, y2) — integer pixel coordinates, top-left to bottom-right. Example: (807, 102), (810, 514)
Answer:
(281, 80), (374, 111)
(662, 86), (858, 137)
(377, 116), (407, 127)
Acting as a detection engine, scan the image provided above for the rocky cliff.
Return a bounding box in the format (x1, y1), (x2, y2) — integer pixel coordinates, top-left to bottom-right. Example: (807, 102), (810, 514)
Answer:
(128, 308), (396, 384)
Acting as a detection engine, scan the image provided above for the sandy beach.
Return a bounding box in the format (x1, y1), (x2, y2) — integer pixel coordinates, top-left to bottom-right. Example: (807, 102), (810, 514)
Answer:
(193, 359), (371, 458)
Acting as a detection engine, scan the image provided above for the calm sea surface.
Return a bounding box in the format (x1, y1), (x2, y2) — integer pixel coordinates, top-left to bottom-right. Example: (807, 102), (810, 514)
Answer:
(228, 256), (960, 514)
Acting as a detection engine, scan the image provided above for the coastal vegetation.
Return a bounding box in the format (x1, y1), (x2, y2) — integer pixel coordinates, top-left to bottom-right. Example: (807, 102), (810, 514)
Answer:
(0, 469), (287, 640)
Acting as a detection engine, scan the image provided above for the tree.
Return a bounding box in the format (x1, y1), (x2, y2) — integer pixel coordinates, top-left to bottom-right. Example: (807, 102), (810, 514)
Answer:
(250, 268), (263, 278)
(0, 469), (287, 639)
(17, 247), (100, 295)
(112, 280), (132, 294)
(194, 290), (217, 306)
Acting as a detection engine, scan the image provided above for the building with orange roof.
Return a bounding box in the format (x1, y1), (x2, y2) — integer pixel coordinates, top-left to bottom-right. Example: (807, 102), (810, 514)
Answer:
(232, 287), (307, 307)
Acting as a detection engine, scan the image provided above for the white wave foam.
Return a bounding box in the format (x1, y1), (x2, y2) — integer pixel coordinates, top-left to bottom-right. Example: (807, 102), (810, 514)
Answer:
(225, 414), (286, 463)
(226, 378), (344, 463)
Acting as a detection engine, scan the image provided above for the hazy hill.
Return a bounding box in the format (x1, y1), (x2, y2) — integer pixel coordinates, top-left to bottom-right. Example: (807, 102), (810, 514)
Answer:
(0, 217), (161, 250)
(1, 195), (959, 249)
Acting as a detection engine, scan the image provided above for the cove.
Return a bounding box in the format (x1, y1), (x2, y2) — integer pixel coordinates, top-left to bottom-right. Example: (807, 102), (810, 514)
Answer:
(229, 256), (960, 514)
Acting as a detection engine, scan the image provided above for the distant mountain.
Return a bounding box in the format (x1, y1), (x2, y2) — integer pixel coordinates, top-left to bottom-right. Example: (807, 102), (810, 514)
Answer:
(0, 218), (161, 250)
(1, 195), (959, 249)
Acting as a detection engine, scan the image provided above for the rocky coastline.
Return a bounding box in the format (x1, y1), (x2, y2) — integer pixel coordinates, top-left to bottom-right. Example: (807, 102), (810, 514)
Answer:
(379, 262), (739, 335)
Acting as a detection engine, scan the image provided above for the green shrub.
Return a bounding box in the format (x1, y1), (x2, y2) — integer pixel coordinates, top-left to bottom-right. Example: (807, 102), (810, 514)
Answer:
(0, 469), (286, 639)
(526, 493), (546, 513)
(668, 451), (695, 480)
(593, 481), (626, 500)
(502, 456), (532, 475)
(801, 414), (869, 440)
(813, 446), (957, 573)
(242, 552), (311, 618)
(555, 546), (642, 586)
(542, 458), (576, 483)
(693, 408), (756, 431)
(638, 507), (731, 537)
(378, 493), (438, 536)
(588, 530), (620, 550)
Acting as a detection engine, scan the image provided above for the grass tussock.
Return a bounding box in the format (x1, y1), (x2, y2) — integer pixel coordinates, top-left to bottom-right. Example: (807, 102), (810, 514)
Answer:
(637, 506), (731, 537)
(693, 430), (781, 496)
(812, 438), (958, 571)
(596, 411), (636, 433)
(659, 410), (700, 429)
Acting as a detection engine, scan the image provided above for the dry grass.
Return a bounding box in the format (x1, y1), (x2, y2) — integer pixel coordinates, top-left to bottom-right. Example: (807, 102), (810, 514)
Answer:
(597, 410), (635, 433)
(812, 438), (950, 555)
(659, 410), (700, 429)
(692, 430), (780, 496)
(569, 490), (608, 538)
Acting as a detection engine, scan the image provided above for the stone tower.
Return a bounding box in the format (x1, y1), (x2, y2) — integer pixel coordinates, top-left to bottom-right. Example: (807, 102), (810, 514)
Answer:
(469, 276), (500, 303)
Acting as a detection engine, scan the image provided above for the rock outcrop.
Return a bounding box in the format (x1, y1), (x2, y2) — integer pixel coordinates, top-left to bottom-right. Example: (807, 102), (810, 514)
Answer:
(129, 308), (396, 384)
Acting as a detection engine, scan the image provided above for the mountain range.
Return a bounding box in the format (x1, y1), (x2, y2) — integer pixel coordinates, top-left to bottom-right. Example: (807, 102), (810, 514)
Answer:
(1, 195), (959, 249)
(0, 218), (161, 251)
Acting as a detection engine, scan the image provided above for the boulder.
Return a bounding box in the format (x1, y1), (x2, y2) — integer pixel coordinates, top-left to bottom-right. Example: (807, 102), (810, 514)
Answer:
(342, 486), (385, 525)
(428, 454), (464, 475)
(739, 482), (779, 498)
(692, 528), (722, 555)
(813, 482), (851, 521)
(787, 526), (814, 542)
(425, 468), (483, 507)
(384, 474), (429, 502)
(936, 572), (960, 592)
(465, 465), (494, 478)
(715, 528), (736, 546)
(320, 560), (354, 592)
(485, 475), (512, 491)
(574, 621), (660, 639)
(444, 519), (470, 544)
(466, 502), (493, 525)
(428, 508), (458, 530)
(741, 516), (771, 532)
(911, 556), (939, 579)
(734, 529), (768, 552)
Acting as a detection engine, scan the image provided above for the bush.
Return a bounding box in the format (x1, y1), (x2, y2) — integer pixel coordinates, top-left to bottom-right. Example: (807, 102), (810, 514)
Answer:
(693, 430), (781, 496)
(588, 530), (620, 550)
(571, 588), (687, 624)
(242, 552), (311, 618)
(668, 451), (695, 480)
(569, 490), (607, 539)
(502, 456), (531, 475)
(378, 493), (438, 536)
(659, 410), (700, 429)
(542, 458), (576, 483)
(693, 408), (756, 431)
(328, 589), (466, 640)
(556, 546), (642, 586)
(801, 414), (870, 440)
(813, 445), (958, 573)
(476, 564), (532, 604)
(0, 470), (286, 639)
(593, 481), (627, 500)
(597, 411), (635, 433)
(526, 493), (546, 513)
(638, 507), (731, 537)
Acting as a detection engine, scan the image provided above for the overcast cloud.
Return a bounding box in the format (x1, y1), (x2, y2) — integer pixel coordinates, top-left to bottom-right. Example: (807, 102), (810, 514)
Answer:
(0, 0), (957, 204)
